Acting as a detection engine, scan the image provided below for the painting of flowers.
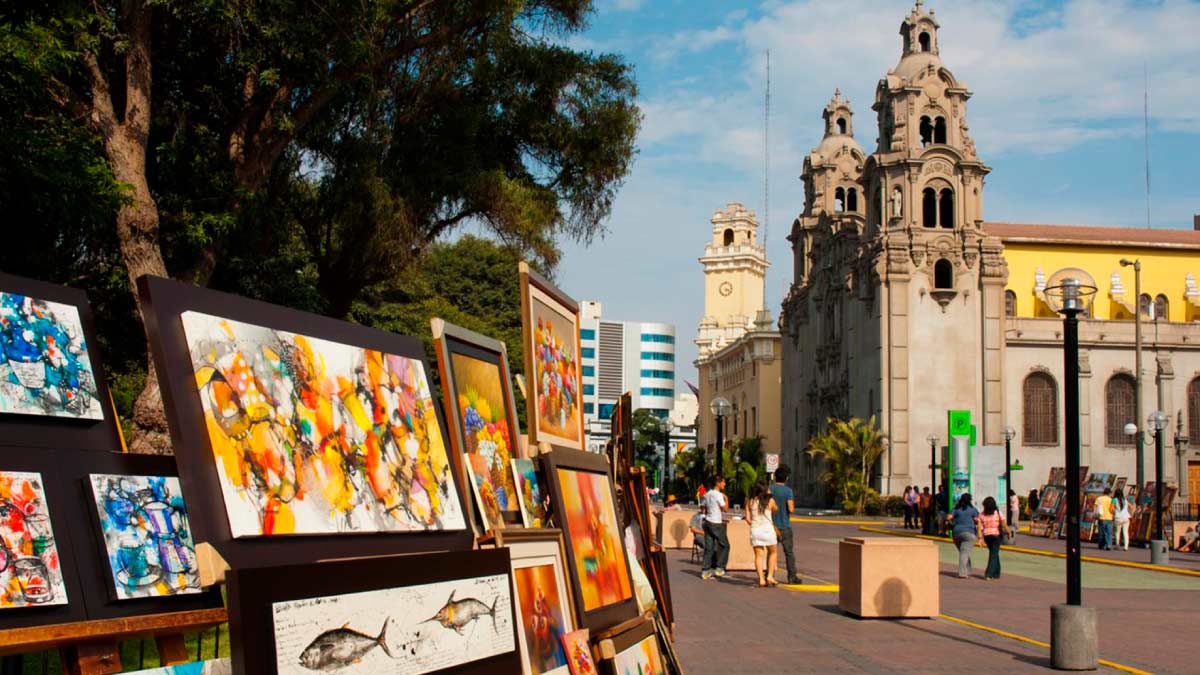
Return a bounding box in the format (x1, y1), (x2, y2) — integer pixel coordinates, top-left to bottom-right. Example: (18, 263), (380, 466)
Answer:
(512, 459), (545, 528)
(182, 311), (466, 538)
(560, 630), (594, 675)
(467, 453), (506, 531)
(451, 352), (519, 523)
(556, 468), (632, 611)
(0, 471), (68, 608)
(0, 291), (102, 420)
(612, 635), (665, 675)
(531, 296), (580, 446)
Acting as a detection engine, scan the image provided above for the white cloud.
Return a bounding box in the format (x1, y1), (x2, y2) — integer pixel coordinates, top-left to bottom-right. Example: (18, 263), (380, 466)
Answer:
(611, 0), (645, 11)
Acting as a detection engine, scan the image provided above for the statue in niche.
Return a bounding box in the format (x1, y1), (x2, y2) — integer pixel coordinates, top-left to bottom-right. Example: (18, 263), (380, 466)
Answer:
(890, 188), (903, 218)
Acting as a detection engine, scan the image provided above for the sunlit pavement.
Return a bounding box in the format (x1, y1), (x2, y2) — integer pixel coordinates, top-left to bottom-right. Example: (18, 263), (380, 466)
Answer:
(668, 520), (1195, 673)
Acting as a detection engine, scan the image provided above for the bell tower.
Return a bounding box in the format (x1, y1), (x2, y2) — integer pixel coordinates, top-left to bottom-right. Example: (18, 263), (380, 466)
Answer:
(696, 202), (769, 359)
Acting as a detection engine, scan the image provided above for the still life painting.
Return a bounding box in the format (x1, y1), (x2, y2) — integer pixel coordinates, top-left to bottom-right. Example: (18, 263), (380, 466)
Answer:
(556, 469), (632, 611)
(0, 471), (68, 608)
(270, 573), (514, 674)
(513, 562), (570, 675)
(450, 352), (519, 524)
(467, 454), (505, 532)
(0, 291), (102, 420)
(560, 630), (594, 675)
(512, 459), (545, 528)
(611, 634), (665, 675)
(182, 311), (466, 538)
(529, 290), (581, 447)
(88, 474), (201, 599)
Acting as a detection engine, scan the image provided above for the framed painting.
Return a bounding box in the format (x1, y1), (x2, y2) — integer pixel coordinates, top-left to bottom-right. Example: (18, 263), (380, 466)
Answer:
(491, 529), (576, 675)
(431, 319), (523, 533)
(139, 276), (473, 569)
(512, 459), (546, 528)
(0, 471), (69, 610)
(226, 548), (520, 674)
(541, 449), (637, 633)
(560, 629), (595, 675)
(519, 263), (584, 450)
(600, 619), (664, 675)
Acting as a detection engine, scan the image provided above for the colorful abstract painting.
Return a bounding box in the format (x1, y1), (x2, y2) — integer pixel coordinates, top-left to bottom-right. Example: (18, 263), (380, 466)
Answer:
(88, 474), (201, 599)
(528, 286), (581, 447)
(612, 635), (665, 675)
(512, 459), (545, 528)
(0, 471), (68, 608)
(467, 454), (505, 531)
(560, 630), (594, 675)
(513, 563), (569, 675)
(0, 292), (102, 419)
(556, 469), (631, 611)
(450, 353), (518, 519)
(270, 573), (513, 674)
(182, 311), (466, 537)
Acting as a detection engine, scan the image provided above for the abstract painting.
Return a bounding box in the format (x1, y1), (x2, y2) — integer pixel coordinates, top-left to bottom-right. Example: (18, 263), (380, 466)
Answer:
(512, 459), (545, 529)
(520, 264), (583, 450)
(270, 574), (513, 674)
(0, 471), (68, 608)
(88, 474), (201, 599)
(611, 635), (665, 675)
(451, 352), (518, 521)
(513, 563), (569, 675)
(467, 454), (505, 532)
(0, 292), (102, 420)
(124, 660), (231, 675)
(182, 311), (466, 537)
(560, 630), (594, 675)
(556, 468), (632, 612)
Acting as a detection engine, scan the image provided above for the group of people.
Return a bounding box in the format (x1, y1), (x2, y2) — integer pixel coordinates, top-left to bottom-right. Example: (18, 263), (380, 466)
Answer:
(900, 485), (935, 531)
(692, 465), (802, 587)
(948, 493), (1014, 579)
(1092, 487), (1132, 551)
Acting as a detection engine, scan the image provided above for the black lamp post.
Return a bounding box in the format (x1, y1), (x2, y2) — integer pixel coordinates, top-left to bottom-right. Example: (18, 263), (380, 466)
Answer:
(710, 396), (731, 473)
(658, 416), (672, 496)
(1149, 410), (1168, 563)
(1003, 425), (1016, 525)
(1045, 273), (1098, 670)
(926, 433), (939, 535)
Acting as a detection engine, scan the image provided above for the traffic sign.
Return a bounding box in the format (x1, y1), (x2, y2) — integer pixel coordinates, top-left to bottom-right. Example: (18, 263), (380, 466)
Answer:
(765, 453), (780, 473)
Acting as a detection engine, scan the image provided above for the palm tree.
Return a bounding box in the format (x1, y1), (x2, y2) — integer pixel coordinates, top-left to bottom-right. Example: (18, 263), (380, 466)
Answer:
(807, 416), (888, 514)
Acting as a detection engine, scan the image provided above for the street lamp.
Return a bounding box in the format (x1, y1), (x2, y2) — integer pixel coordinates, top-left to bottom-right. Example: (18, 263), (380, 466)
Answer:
(1003, 426), (1017, 525)
(1120, 258), (1145, 489)
(1149, 410), (1169, 564)
(1044, 273), (1098, 670)
(710, 396), (731, 473)
(926, 433), (939, 535)
(1175, 413), (1191, 508)
(656, 415), (673, 496)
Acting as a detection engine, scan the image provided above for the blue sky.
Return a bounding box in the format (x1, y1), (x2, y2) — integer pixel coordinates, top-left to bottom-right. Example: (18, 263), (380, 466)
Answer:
(550, 0), (1200, 391)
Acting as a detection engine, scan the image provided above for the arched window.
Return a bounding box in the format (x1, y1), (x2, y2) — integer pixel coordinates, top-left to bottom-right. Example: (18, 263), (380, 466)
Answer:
(837, 117), (847, 135)
(723, 228), (734, 246)
(934, 259), (953, 289)
(922, 188), (937, 227)
(847, 188), (858, 212)
(1138, 293), (1151, 318)
(919, 116), (933, 147)
(1105, 374), (1136, 446)
(1154, 294), (1168, 321)
(933, 117), (947, 144)
(1005, 290), (1017, 317)
(919, 32), (931, 52)
(834, 187), (845, 212)
(1023, 372), (1058, 444)
(938, 188), (954, 228)
(1189, 377), (1200, 444)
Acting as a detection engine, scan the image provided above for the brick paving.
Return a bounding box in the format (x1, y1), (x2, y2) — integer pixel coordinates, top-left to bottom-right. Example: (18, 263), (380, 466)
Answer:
(668, 520), (1200, 673)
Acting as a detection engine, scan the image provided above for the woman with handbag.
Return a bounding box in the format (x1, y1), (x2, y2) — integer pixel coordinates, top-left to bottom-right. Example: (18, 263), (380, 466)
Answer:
(978, 496), (1013, 580)
(747, 481), (779, 587)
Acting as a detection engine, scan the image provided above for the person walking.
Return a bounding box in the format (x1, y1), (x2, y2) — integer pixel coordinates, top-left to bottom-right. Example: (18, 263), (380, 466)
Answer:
(902, 486), (915, 529)
(1094, 487), (1114, 551)
(919, 487), (933, 534)
(935, 484), (950, 536)
(1008, 489), (1021, 531)
(1027, 489), (1040, 520)
(950, 493), (980, 578)
(747, 481), (779, 587)
(978, 496), (1013, 580)
(1112, 487), (1131, 551)
(700, 476), (729, 580)
(771, 465), (800, 584)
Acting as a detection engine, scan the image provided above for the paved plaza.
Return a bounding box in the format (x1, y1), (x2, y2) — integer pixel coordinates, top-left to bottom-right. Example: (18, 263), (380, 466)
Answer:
(670, 518), (1200, 674)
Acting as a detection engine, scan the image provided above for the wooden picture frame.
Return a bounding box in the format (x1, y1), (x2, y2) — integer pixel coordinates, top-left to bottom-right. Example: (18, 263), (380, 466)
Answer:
(597, 617), (665, 675)
(431, 318), (524, 534)
(519, 263), (585, 451)
(540, 449), (638, 633)
(226, 548), (521, 674)
(489, 528), (577, 675)
(138, 275), (474, 569)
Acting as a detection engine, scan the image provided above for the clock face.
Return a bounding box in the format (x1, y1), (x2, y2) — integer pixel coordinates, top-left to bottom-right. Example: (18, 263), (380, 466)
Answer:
(719, 281), (733, 297)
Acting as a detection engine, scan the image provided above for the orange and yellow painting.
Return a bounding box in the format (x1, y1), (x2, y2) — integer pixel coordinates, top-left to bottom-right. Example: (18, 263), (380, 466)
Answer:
(529, 291), (581, 447)
(450, 352), (518, 525)
(560, 629), (594, 675)
(183, 311), (466, 537)
(556, 468), (631, 611)
(612, 635), (665, 675)
(513, 563), (569, 675)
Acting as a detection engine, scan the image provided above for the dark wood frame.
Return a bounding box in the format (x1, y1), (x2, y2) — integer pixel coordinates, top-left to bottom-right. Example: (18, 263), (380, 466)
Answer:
(0, 272), (120, 452)
(137, 275), (474, 569)
(431, 318), (524, 534)
(226, 548), (521, 674)
(540, 448), (638, 634)
(519, 262), (585, 451)
(597, 617), (661, 675)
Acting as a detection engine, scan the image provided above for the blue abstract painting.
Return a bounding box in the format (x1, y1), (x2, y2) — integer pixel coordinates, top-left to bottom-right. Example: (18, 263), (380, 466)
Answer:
(88, 474), (201, 600)
(0, 291), (102, 419)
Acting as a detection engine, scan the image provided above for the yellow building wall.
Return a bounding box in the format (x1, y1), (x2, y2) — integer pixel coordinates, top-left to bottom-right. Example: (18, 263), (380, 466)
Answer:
(1003, 243), (1200, 321)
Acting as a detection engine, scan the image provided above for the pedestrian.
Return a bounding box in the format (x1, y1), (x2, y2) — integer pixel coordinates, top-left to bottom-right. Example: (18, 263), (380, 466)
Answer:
(950, 493), (980, 578)
(1027, 489), (1040, 519)
(919, 487), (933, 534)
(902, 486), (915, 529)
(747, 481), (779, 587)
(1113, 488), (1131, 551)
(1094, 487), (1114, 551)
(700, 476), (729, 580)
(1008, 489), (1020, 531)
(978, 496), (1013, 580)
(935, 484), (950, 536)
(770, 465), (801, 584)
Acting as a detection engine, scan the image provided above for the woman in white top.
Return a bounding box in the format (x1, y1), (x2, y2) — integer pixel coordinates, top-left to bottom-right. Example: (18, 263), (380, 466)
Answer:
(1113, 487), (1131, 551)
(747, 481), (779, 587)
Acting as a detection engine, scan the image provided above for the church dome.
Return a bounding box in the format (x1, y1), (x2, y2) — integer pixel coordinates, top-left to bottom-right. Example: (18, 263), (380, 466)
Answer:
(812, 132), (863, 160)
(891, 50), (945, 83)
(810, 89), (864, 161)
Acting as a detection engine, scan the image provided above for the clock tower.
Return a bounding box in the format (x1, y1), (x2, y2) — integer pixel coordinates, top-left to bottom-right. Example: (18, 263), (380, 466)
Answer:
(695, 202), (770, 359)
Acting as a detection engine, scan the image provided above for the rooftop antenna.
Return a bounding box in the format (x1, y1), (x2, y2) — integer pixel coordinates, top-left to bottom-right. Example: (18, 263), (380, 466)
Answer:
(1144, 62), (1151, 228)
(762, 49), (770, 303)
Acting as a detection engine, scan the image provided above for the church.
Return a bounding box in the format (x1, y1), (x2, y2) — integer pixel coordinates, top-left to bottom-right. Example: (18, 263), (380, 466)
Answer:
(777, 1), (1200, 506)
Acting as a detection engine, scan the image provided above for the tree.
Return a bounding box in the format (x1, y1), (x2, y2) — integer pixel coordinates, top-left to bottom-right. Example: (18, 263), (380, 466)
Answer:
(721, 436), (765, 508)
(2, 0), (639, 452)
(631, 409), (667, 469)
(807, 417), (888, 515)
